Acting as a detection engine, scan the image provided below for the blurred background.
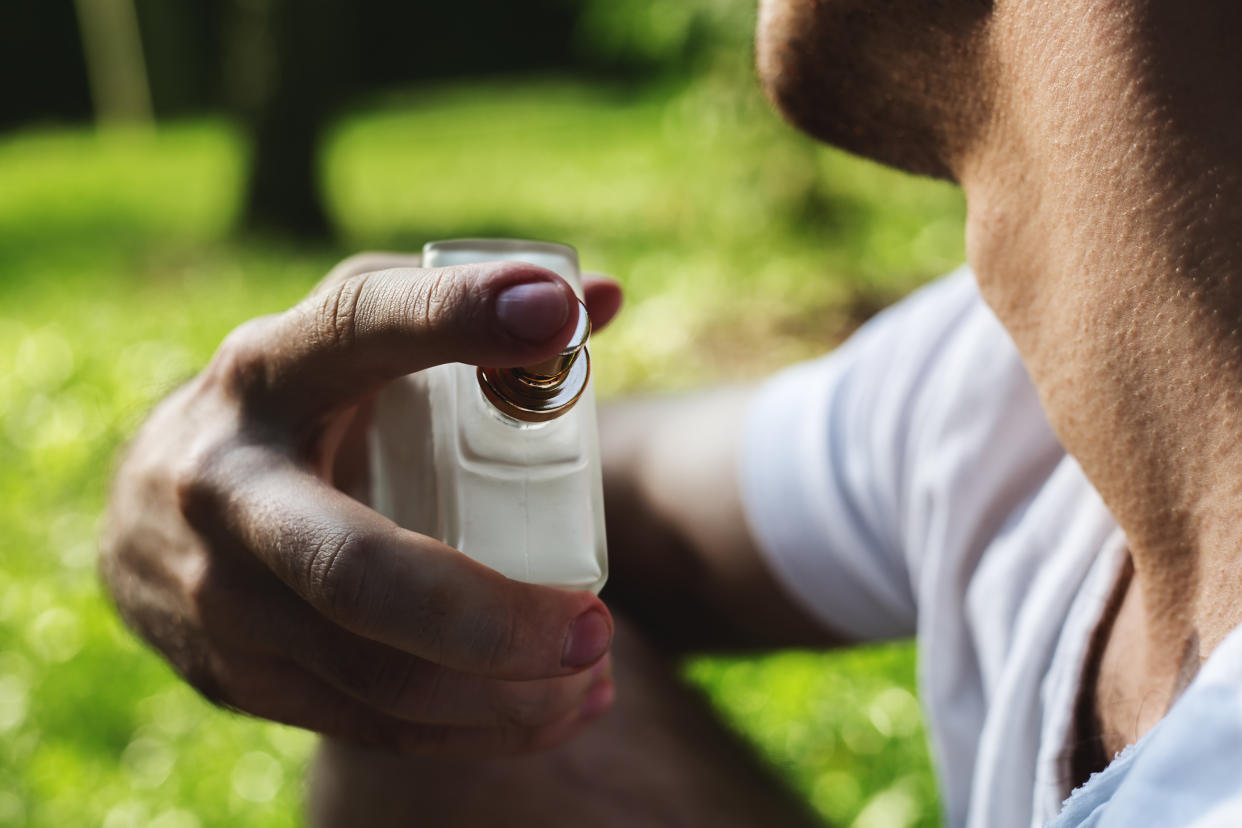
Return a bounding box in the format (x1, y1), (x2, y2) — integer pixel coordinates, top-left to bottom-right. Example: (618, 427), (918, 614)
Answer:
(0, 1), (967, 825)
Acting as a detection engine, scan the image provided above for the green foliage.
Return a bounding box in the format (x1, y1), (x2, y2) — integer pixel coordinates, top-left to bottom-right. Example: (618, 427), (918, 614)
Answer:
(0, 77), (962, 827)
(570, 0), (755, 73)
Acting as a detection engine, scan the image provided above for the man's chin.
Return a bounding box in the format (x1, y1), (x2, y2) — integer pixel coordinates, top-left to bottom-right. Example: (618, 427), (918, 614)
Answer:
(754, 0), (988, 182)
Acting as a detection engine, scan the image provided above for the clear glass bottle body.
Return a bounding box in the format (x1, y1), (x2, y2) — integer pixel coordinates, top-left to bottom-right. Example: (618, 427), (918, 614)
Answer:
(368, 240), (608, 593)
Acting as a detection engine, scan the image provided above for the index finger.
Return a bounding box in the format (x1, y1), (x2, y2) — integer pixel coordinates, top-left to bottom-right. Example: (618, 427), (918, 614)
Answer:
(181, 448), (614, 680)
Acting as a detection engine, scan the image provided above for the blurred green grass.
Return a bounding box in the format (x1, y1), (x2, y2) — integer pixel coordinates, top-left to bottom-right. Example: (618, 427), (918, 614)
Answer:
(0, 78), (964, 828)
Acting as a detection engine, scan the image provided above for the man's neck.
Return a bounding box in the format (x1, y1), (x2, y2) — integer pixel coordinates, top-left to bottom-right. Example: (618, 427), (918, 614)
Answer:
(958, 1), (1242, 671)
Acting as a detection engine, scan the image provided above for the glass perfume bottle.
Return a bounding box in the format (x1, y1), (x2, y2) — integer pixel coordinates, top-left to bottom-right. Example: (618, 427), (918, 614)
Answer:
(368, 239), (608, 593)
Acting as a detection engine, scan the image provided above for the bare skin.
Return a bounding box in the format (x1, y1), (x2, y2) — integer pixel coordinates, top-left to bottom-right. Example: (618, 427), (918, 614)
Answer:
(102, 0), (1242, 821)
(961, 0), (1242, 757)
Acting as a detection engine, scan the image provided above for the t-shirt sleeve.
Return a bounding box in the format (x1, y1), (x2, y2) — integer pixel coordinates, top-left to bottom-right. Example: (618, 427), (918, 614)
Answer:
(737, 268), (988, 641)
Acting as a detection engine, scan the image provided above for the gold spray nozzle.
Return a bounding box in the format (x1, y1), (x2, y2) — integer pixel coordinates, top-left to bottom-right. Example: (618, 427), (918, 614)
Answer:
(477, 301), (591, 422)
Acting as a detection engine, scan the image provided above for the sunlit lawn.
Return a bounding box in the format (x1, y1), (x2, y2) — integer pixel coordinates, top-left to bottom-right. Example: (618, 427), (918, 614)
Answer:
(0, 78), (965, 828)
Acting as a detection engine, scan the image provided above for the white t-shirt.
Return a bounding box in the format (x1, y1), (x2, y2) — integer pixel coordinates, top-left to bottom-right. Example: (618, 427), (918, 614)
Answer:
(739, 268), (1242, 827)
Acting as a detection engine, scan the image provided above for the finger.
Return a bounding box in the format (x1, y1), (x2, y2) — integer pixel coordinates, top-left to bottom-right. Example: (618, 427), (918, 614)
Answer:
(223, 576), (612, 728)
(181, 450), (614, 681)
(213, 262), (582, 420)
(224, 656), (601, 756)
(582, 273), (624, 330)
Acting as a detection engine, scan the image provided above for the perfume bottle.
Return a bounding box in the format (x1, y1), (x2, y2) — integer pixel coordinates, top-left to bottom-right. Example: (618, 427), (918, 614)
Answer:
(368, 239), (608, 593)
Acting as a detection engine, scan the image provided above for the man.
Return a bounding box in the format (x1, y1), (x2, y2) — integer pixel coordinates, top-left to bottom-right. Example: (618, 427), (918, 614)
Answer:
(101, 0), (1242, 825)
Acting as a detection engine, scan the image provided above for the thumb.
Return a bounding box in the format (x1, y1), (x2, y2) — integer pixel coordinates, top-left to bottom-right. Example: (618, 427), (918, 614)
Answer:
(212, 263), (581, 423)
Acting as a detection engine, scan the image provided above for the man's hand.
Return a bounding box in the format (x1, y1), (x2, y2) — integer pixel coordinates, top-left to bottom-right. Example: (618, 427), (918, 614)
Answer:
(101, 253), (624, 756)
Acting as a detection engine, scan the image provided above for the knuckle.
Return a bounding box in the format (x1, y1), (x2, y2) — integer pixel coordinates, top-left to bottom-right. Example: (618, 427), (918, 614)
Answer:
(209, 316), (277, 397)
(171, 439), (231, 527)
(181, 559), (217, 617)
(310, 272), (373, 354)
(307, 529), (376, 625)
(183, 561), (248, 639)
(407, 267), (473, 331)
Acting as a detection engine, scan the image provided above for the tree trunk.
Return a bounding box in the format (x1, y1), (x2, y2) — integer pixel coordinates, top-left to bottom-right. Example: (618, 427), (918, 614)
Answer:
(74, 0), (154, 127)
(224, 0), (354, 239)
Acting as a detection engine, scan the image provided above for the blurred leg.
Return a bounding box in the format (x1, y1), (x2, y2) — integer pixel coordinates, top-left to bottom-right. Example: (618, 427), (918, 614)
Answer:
(307, 616), (828, 828)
